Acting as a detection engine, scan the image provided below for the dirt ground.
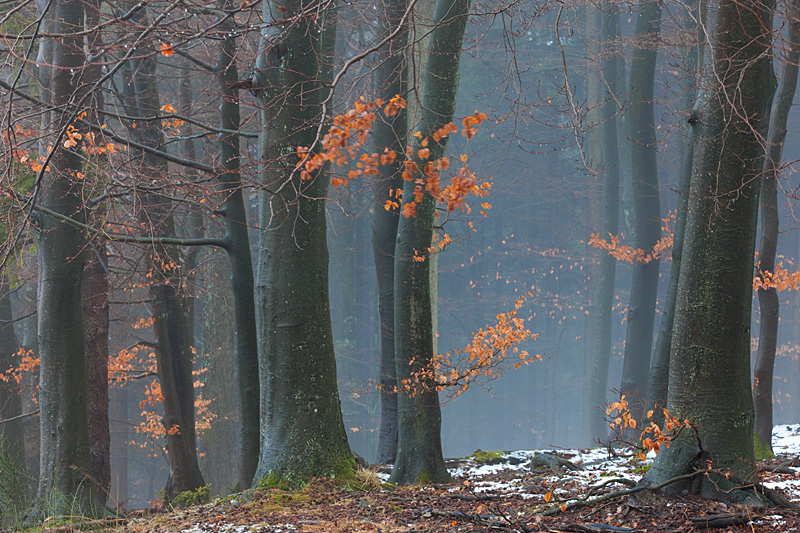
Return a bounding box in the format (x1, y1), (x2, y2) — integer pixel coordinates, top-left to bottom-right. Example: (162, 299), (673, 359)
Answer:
(104, 453), (800, 533)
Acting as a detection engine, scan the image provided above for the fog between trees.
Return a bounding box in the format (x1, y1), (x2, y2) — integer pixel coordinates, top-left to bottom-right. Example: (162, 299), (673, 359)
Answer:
(0, 0), (798, 514)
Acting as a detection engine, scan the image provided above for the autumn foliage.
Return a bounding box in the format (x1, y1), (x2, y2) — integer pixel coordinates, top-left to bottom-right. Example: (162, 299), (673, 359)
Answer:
(588, 212), (675, 263)
(296, 96), (492, 230)
(606, 394), (691, 461)
(400, 294), (538, 398)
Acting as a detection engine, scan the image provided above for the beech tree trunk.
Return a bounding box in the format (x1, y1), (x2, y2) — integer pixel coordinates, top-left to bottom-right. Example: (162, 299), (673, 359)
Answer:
(372, 0), (409, 465)
(35, 0), (103, 515)
(585, 7), (621, 442)
(647, 5), (704, 420)
(619, 0), (661, 420)
(120, 15), (205, 498)
(0, 276), (24, 473)
(390, 0), (471, 485)
(252, 0), (353, 483)
(216, 6), (260, 489)
(753, 0), (800, 453)
(643, 0), (776, 501)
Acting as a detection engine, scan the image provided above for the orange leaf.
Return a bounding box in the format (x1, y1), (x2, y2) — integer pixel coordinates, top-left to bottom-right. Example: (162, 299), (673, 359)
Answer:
(560, 503), (567, 512)
(544, 491), (552, 503)
(160, 43), (174, 56)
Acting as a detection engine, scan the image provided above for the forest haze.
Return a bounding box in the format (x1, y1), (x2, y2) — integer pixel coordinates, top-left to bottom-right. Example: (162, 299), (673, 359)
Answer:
(0, 0), (798, 520)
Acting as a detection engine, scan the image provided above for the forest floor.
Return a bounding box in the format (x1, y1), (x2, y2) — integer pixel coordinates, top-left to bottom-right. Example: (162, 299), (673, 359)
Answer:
(64, 425), (800, 532)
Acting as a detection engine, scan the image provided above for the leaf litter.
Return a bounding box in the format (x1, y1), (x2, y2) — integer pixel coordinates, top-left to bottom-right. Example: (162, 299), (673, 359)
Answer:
(106, 425), (800, 532)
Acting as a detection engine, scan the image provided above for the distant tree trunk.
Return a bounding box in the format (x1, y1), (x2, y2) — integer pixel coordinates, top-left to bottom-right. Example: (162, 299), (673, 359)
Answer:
(585, 7), (621, 442)
(372, 0), (409, 465)
(252, 0), (353, 482)
(82, 246), (110, 502)
(109, 387), (128, 509)
(216, 5), (260, 489)
(390, 0), (471, 485)
(120, 24), (205, 499)
(0, 276), (24, 471)
(643, 0), (776, 501)
(81, 0), (111, 502)
(647, 4), (704, 420)
(35, 0), (103, 515)
(619, 0), (661, 420)
(753, 0), (800, 453)
(18, 283), (39, 481)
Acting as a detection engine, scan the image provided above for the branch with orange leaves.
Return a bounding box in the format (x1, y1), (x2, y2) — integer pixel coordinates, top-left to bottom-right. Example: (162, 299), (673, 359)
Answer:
(754, 263), (800, 291)
(588, 212), (675, 263)
(296, 97), (492, 250)
(399, 293), (538, 398)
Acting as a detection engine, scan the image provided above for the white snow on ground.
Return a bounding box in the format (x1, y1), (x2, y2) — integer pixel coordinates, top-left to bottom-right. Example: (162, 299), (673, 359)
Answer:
(446, 424), (800, 501)
(183, 425), (800, 533)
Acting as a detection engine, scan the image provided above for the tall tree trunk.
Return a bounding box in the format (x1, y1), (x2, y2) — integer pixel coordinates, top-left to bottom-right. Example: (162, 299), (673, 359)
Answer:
(81, 0), (111, 501)
(643, 0), (776, 501)
(81, 246), (110, 503)
(252, 0), (353, 483)
(619, 0), (662, 420)
(390, 0), (471, 485)
(216, 4), (260, 489)
(584, 7), (621, 442)
(0, 276), (24, 473)
(647, 3), (705, 420)
(753, 0), (800, 453)
(120, 23), (205, 499)
(372, 0), (409, 465)
(35, 0), (103, 515)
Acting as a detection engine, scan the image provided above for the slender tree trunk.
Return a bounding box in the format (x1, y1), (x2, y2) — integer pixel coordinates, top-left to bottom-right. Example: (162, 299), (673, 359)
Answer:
(643, 0), (776, 501)
(82, 247), (110, 502)
(619, 0), (661, 420)
(585, 7), (621, 442)
(216, 5), (260, 489)
(252, 0), (353, 483)
(390, 0), (471, 485)
(647, 4), (704, 420)
(109, 387), (128, 509)
(120, 25), (205, 499)
(753, 0), (800, 453)
(35, 0), (103, 515)
(372, 0), (409, 465)
(0, 277), (24, 472)
(80, 0), (111, 501)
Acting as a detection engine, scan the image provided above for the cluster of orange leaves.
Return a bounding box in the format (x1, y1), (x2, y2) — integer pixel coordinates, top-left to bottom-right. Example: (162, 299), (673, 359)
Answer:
(0, 348), (40, 387)
(754, 262), (800, 291)
(606, 395), (691, 461)
(401, 294), (538, 397)
(296, 96), (492, 224)
(109, 339), (216, 441)
(160, 103), (184, 134)
(5, 114), (124, 177)
(588, 212), (675, 263)
(588, 233), (673, 264)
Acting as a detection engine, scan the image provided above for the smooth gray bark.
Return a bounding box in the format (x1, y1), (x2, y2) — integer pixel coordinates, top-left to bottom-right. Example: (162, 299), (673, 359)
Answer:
(34, 0), (102, 515)
(252, 0), (353, 483)
(643, 0), (776, 501)
(584, 7), (621, 442)
(390, 0), (471, 485)
(372, 0), (409, 465)
(216, 5), (260, 488)
(619, 0), (662, 420)
(753, 0), (800, 452)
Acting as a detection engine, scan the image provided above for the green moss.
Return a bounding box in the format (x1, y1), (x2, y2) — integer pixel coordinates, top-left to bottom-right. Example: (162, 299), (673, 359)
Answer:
(171, 484), (211, 508)
(754, 433), (775, 460)
(631, 464), (651, 474)
(467, 449), (506, 463)
(256, 473), (297, 491)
